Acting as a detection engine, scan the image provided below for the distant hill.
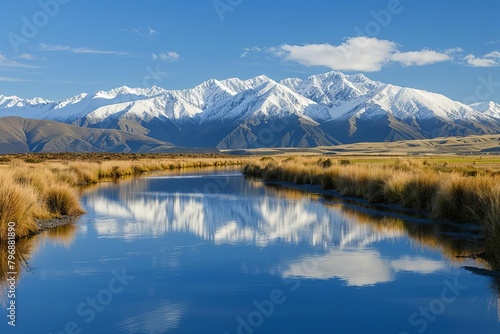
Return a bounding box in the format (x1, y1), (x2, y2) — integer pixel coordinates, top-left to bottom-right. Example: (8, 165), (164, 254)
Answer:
(0, 117), (182, 154)
(223, 134), (500, 156)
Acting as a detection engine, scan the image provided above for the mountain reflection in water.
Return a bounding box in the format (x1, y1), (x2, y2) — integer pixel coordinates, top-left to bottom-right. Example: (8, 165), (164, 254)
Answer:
(1, 169), (498, 332)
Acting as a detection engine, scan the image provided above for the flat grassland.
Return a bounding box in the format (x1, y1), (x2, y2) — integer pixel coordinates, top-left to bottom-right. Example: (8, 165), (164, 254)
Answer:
(223, 134), (500, 156)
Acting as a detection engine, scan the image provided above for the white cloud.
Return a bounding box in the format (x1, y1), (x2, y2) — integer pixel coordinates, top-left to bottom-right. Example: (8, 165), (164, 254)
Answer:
(464, 51), (500, 67)
(241, 47), (264, 58)
(485, 51), (500, 58)
(126, 26), (158, 40)
(0, 77), (30, 82)
(444, 47), (464, 55)
(279, 37), (397, 72)
(390, 256), (445, 274)
(17, 53), (35, 61)
(252, 37), (454, 72)
(283, 250), (393, 286)
(152, 52), (180, 62)
(39, 44), (129, 56)
(0, 53), (40, 68)
(391, 50), (450, 66)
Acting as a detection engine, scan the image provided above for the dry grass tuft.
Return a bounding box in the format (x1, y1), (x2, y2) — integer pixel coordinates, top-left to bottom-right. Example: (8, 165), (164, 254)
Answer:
(43, 185), (86, 217)
(0, 172), (39, 239)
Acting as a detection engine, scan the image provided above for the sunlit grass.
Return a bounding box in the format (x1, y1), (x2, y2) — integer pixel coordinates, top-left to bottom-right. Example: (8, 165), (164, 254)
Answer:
(0, 154), (246, 241)
(243, 156), (500, 226)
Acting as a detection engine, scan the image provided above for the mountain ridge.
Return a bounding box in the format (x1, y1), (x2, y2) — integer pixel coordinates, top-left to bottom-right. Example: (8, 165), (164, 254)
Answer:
(0, 71), (499, 150)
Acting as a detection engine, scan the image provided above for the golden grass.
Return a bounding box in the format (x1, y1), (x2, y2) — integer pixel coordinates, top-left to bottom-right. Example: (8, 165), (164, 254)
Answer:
(44, 185), (86, 216)
(0, 171), (39, 240)
(481, 184), (500, 269)
(0, 155), (245, 241)
(243, 156), (500, 227)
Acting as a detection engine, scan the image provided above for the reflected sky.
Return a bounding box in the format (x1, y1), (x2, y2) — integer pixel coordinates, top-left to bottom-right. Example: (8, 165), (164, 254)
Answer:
(117, 302), (184, 334)
(83, 172), (450, 288)
(283, 251), (445, 286)
(85, 173), (405, 248)
(2, 169), (499, 334)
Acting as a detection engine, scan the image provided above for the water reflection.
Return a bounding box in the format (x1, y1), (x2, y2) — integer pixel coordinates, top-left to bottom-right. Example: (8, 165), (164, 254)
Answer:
(82, 172), (487, 288)
(2, 169), (499, 332)
(118, 302), (184, 334)
(0, 221), (79, 302)
(85, 174), (405, 250)
(283, 251), (445, 286)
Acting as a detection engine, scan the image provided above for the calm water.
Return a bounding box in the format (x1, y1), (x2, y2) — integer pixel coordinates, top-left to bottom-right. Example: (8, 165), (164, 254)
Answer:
(2, 169), (499, 333)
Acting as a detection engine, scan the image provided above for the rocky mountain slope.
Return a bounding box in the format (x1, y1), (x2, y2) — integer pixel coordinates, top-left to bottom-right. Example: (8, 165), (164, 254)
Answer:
(0, 71), (499, 150)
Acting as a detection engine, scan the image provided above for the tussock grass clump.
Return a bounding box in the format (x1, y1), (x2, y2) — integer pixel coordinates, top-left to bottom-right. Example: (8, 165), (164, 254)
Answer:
(383, 172), (410, 204)
(43, 185), (86, 216)
(400, 174), (440, 210)
(69, 162), (101, 184)
(320, 169), (339, 190)
(432, 177), (482, 221)
(0, 173), (39, 240)
(12, 165), (55, 194)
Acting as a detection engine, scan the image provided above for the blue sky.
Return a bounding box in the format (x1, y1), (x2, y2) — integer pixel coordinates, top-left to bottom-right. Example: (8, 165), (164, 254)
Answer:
(0, 0), (499, 104)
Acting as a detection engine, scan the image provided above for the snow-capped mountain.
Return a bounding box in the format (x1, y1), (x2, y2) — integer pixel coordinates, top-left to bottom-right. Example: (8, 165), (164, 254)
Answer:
(469, 101), (500, 120)
(280, 71), (383, 109)
(0, 71), (499, 150)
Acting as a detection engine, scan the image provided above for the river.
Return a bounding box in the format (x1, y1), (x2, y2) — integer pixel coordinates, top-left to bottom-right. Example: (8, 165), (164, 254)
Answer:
(1, 168), (499, 333)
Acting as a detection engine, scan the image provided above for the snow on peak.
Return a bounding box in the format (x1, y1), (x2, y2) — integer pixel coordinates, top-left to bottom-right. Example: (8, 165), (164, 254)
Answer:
(199, 80), (322, 123)
(0, 71), (498, 130)
(330, 83), (488, 123)
(470, 101), (500, 119)
(281, 70), (382, 108)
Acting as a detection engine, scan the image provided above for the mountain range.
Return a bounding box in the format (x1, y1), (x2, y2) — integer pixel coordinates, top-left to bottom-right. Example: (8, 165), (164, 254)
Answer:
(0, 71), (499, 153)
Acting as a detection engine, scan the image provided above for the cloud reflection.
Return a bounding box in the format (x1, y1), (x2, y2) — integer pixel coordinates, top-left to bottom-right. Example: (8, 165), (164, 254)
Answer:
(84, 174), (448, 288)
(283, 251), (445, 286)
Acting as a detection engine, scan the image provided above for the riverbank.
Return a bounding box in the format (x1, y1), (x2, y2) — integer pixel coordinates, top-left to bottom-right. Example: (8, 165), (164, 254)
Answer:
(0, 154), (246, 241)
(243, 156), (500, 266)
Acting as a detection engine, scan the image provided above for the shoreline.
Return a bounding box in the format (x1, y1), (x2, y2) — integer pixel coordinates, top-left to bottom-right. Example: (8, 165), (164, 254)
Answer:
(35, 215), (81, 233)
(242, 156), (500, 270)
(259, 178), (483, 235)
(31, 170), (484, 241)
(0, 156), (247, 241)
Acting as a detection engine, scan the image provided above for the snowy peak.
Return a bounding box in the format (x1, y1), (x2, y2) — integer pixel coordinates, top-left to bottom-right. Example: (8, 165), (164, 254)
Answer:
(175, 79), (236, 109)
(317, 80), (492, 126)
(281, 71), (383, 108)
(94, 85), (164, 99)
(0, 94), (52, 108)
(363, 84), (483, 122)
(0, 71), (499, 149)
(470, 101), (500, 119)
(218, 75), (273, 94)
(199, 80), (322, 123)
